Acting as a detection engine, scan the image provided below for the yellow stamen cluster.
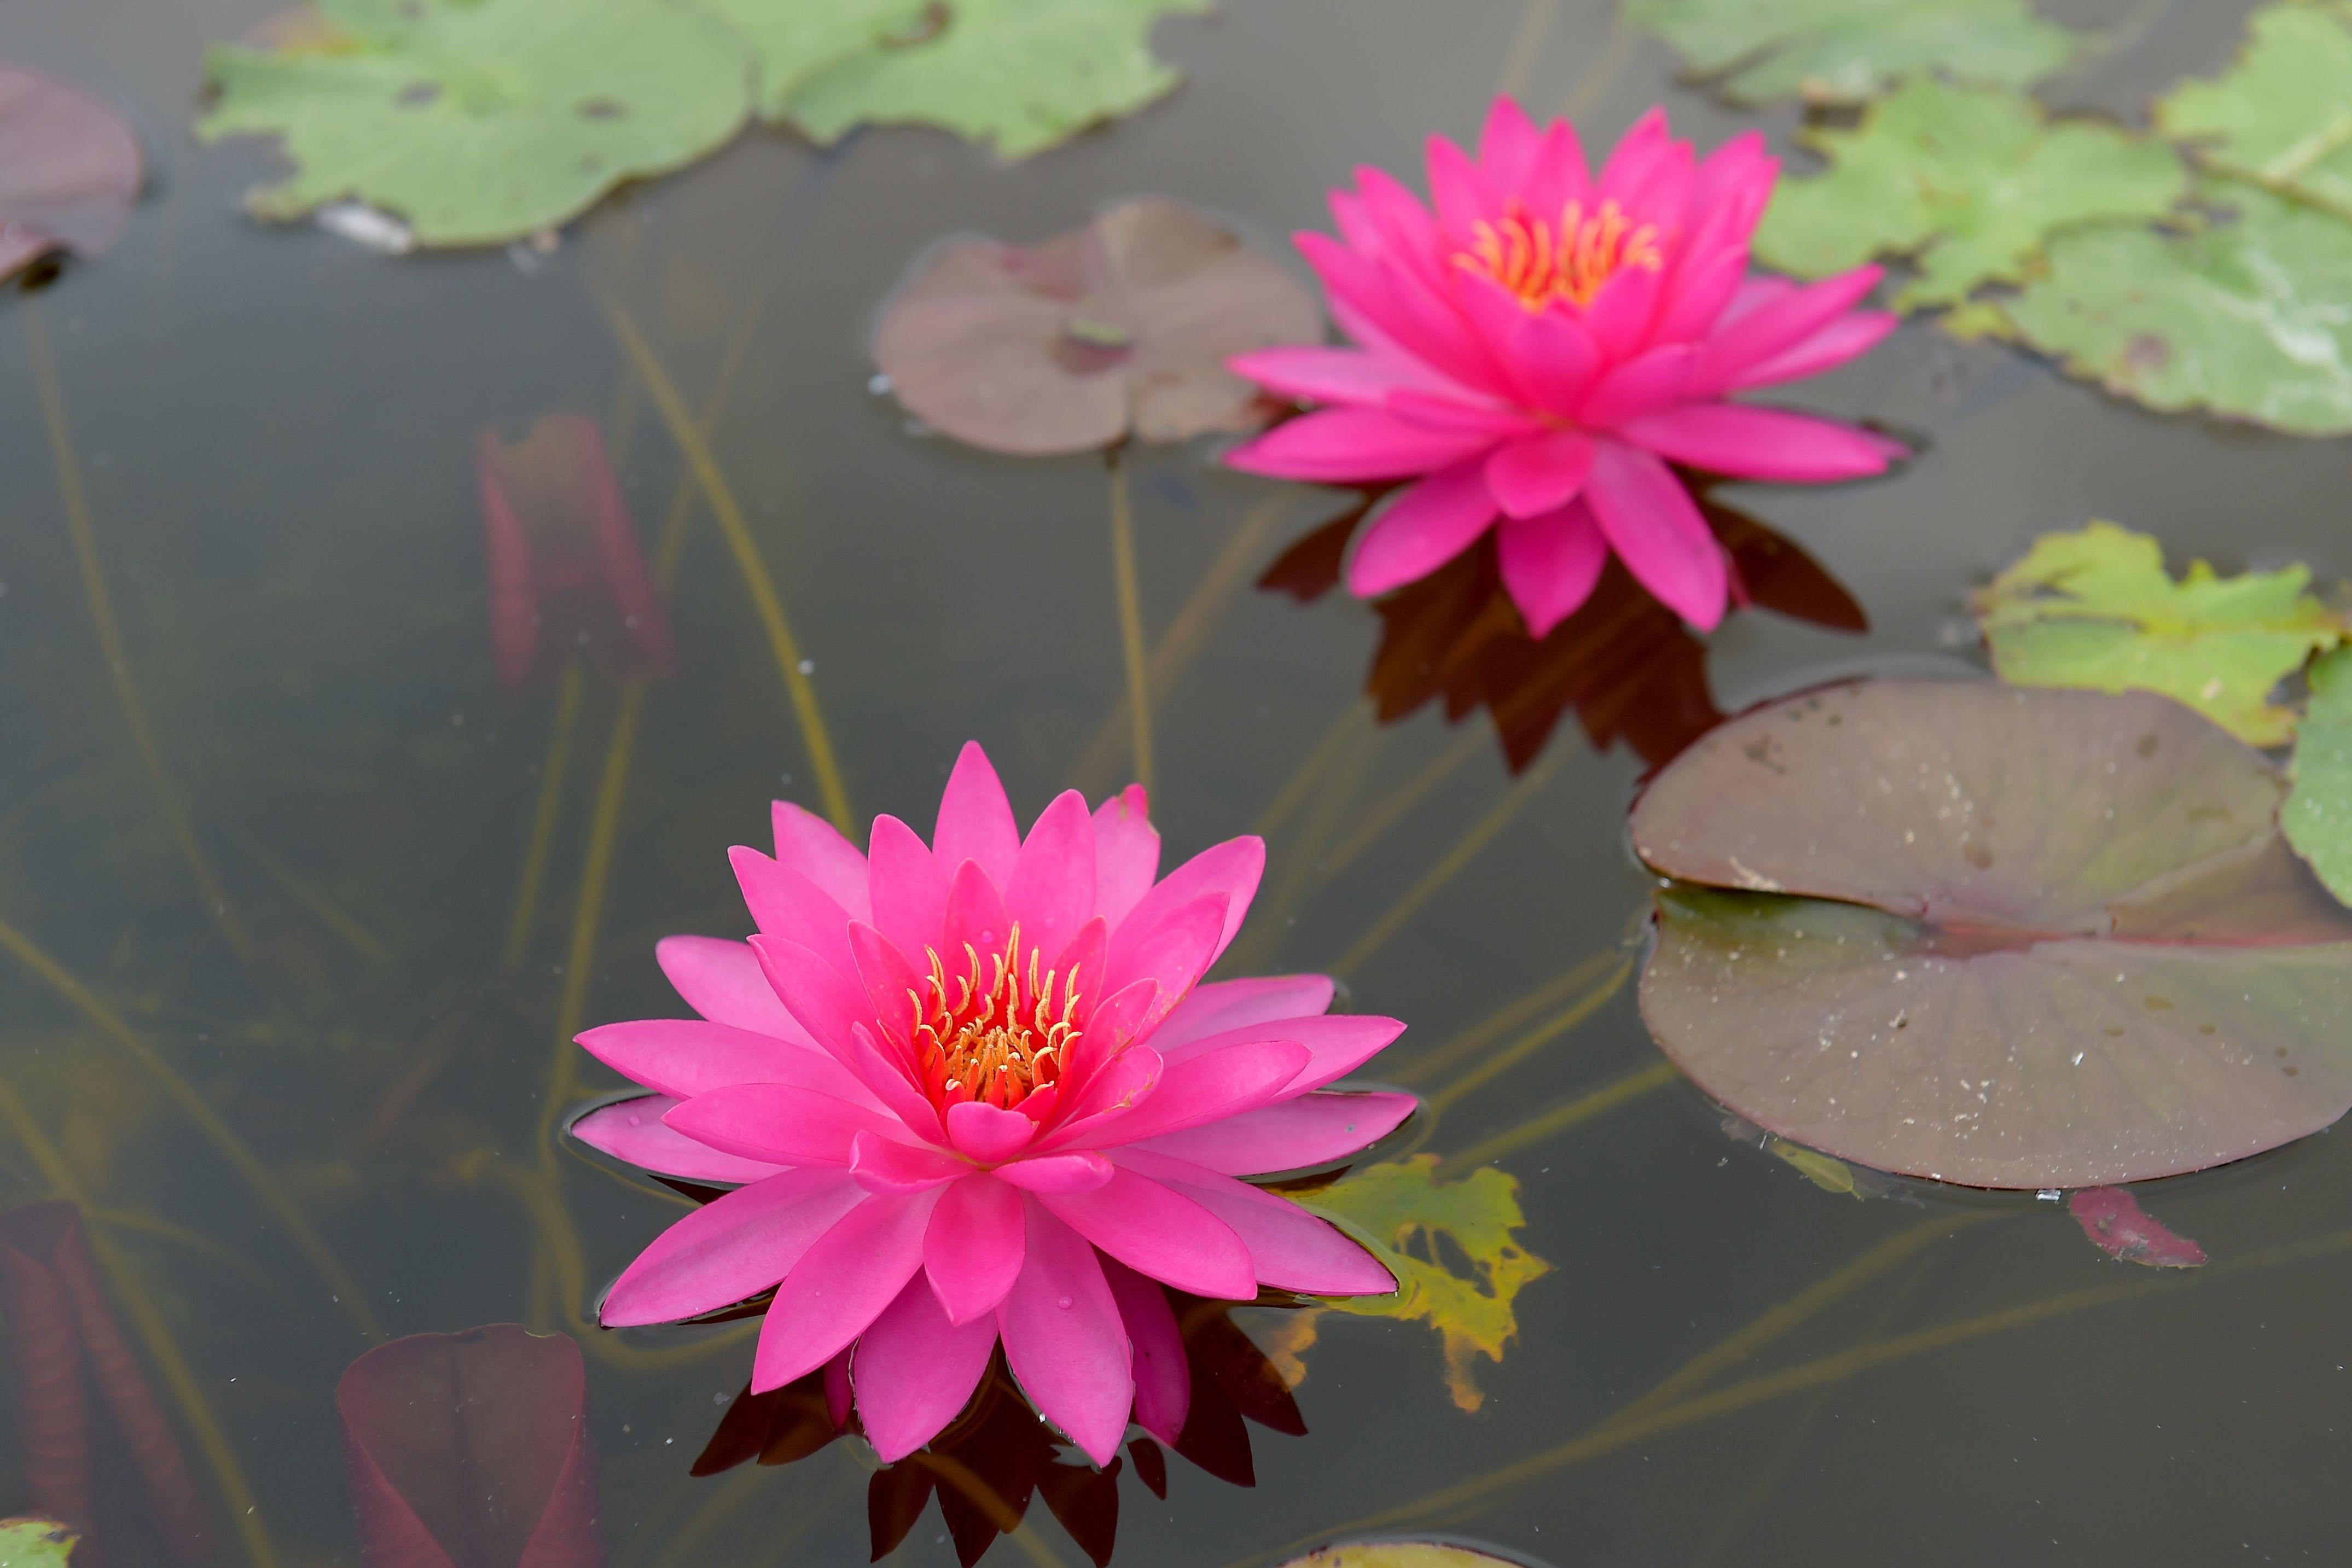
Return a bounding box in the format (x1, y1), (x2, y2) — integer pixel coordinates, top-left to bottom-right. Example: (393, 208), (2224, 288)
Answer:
(908, 924), (1082, 1110)
(1453, 197), (1663, 311)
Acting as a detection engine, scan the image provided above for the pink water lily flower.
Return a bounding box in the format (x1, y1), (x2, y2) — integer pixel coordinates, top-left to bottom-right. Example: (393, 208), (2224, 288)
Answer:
(571, 744), (1413, 1466)
(1225, 97), (1901, 636)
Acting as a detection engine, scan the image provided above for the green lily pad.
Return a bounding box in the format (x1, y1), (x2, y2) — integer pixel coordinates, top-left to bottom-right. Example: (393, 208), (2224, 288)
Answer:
(1295, 1155), (1548, 1414)
(1278, 1548), (1532, 1568)
(197, 0), (753, 247)
(1633, 680), (2352, 1189)
(2285, 646), (2352, 905)
(1991, 179), (2352, 435)
(2157, 1), (2352, 220)
(1972, 521), (2343, 747)
(0, 1519), (78, 1568)
(1622, 0), (2087, 106)
(781, 0), (1212, 159)
(1756, 79), (2184, 308)
(695, 0), (934, 119)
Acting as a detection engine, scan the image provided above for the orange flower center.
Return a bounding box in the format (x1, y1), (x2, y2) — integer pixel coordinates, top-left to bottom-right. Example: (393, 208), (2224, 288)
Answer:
(1453, 197), (1663, 311)
(909, 924), (1081, 1110)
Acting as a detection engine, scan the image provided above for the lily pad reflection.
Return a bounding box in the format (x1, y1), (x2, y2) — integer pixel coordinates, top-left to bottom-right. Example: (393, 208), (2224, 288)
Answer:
(1633, 680), (2352, 1189)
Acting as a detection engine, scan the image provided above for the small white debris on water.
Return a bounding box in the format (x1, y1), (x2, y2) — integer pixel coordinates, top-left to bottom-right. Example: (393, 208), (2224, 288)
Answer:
(315, 202), (416, 254)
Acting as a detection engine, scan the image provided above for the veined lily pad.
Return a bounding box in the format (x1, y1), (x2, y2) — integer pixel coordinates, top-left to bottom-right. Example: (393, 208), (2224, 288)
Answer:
(1972, 520), (2343, 747)
(2156, 2), (2352, 218)
(1623, 0), (2086, 106)
(198, 0), (753, 247)
(1632, 680), (2352, 1189)
(873, 198), (1320, 455)
(1755, 79), (2185, 309)
(782, 0), (1213, 160)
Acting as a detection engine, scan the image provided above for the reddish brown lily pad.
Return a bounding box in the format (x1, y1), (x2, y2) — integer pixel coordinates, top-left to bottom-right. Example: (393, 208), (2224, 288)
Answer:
(1633, 680), (2352, 1189)
(0, 65), (141, 283)
(873, 198), (1321, 455)
(2068, 1187), (2205, 1268)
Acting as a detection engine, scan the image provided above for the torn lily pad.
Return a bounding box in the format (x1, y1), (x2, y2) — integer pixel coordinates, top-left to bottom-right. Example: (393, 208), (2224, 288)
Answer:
(0, 64), (143, 283)
(1633, 680), (2352, 1190)
(1756, 79), (2183, 308)
(2285, 647), (2352, 906)
(2157, 2), (2352, 219)
(1294, 1155), (1548, 1414)
(198, 0), (753, 247)
(1623, 0), (2087, 106)
(1991, 179), (2352, 435)
(1972, 521), (2343, 747)
(783, 0), (1213, 160)
(873, 198), (1320, 455)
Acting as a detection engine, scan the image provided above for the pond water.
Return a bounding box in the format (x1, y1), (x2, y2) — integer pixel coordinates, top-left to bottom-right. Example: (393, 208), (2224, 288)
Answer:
(6, 0), (2352, 1564)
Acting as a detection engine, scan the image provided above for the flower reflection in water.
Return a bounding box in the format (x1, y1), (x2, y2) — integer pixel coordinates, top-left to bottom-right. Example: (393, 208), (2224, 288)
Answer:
(692, 1290), (1306, 1567)
(1263, 478), (1866, 771)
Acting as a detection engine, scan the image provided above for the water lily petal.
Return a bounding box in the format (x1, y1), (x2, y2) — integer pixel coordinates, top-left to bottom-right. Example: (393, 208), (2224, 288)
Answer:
(997, 1151), (1116, 1193)
(1101, 1256), (1189, 1446)
(1134, 1089), (1419, 1176)
(945, 1100), (1038, 1163)
(1507, 310), (1604, 419)
(1583, 439), (1727, 631)
(997, 1199), (1131, 1466)
(1346, 460), (1501, 596)
(925, 1171), (1026, 1324)
(1007, 789), (1096, 967)
(1110, 835), (1265, 969)
(868, 815), (949, 965)
(853, 1276), (999, 1462)
(664, 1083), (913, 1169)
(654, 936), (805, 1042)
(1697, 265), (1884, 394)
(1483, 428), (1594, 520)
(850, 1130), (965, 1193)
(1227, 345), (1441, 406)
(602, 1169), (863, 1327)
(773, 800), (872, 924)
(572, 1095), (786, 1185)
(1154, 1013), (1405, 1091)
(1056, 1039), (1311, 1149)
(1039, 1166), (1258, 1299)
(1091, 785), (1160, 927)
(932, 741), (1020, 886)
(1618, 403), (1898, 483)
(752, 1187), (942, 1391)
(1729, 310), (1900, 390)
(1497, 497), (1610, 636)
(575, 1018), (868, 1102)
(750, 934), (870, 1063)
(1577, 342), (1699, 428)
(1113, 1148), (1397, 1295)
(1223, 404), (1495, 483)
(1151, 974), (1335, 1050)
(730, 846), (857, 975)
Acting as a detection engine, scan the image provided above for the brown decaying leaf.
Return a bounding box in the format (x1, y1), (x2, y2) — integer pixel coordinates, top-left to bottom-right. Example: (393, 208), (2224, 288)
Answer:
(2068, 1187), (2206, 1268)
(874, 198), (1322, 455)
(0, 64), (141, 283)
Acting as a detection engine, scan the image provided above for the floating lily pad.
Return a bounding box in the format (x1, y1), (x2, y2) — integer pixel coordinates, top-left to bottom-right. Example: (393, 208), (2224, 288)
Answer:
(1991, 179), (2352, 435)
(695, 0), (933, 118)
(2284, 646), (2352, 905)
(783, 0), (1213, 159)
(873, 198), (1320, 455)
(0, 1519), (79, 1568)
(1277, 1547), (1531, 1568)
(2157, 2), (2352, 218)
(1633, 681), (2352, 1189)
(2068, 1187), (2205, 1268)
(1972, 521), (2343, 747)
(1756, 79), (2183, 308)
(1623, 0), (2086, 105)
(0, 65), (142, 282)
(198, 0), (753, 247)
(1295, 1155), (1547, 1413)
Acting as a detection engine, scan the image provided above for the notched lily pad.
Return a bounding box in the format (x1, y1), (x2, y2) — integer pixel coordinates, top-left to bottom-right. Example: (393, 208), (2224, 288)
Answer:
(1293, 1155), (1548, 1414)
(1623, 0), (2087, 105)
(0, 64), (143, 283)
(1991, 179), (2352, 435)
(1633, 680), (2352, 1189)
(1973, 520), (2343, 747)
(781, 0), (1214, 160)
(874, 198), (1320, 455)
(2156, 1), (2352, 218)
(2284, 646), (2352, 906)
(198, 0), (753, 247)
(1755, 78), (2184, 309)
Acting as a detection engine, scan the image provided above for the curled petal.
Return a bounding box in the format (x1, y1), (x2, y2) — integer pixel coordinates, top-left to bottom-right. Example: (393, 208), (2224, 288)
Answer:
(996, 1152), (1116, 1193)
(945, 1100), (1037, 1163)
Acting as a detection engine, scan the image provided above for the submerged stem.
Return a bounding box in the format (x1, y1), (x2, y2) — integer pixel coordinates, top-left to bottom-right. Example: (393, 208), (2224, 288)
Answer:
(1424, 953), (1636, 1118)
(1317, 723), (1488, 885)
(539, 684), (644, 1149)
(1106, 446), (1154, 794)
(24, 305), (251, 964)
(506, 659), (587, 967)
(1436, 1057), (1677, 1174)
(0, 913), (382, 1340)
(594, 284), (854, 834)
(0, 1062), (280, 1568)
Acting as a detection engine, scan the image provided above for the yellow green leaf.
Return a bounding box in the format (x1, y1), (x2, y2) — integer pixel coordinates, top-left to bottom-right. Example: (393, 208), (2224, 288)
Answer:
(1972, 520), (2343, 746)
(1767, 1137), (1862, 1197)
(1276, 1546), (1528, 1568)
(0, 1518), (79, 1568)
(1295, 1155), (1549, 1413)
